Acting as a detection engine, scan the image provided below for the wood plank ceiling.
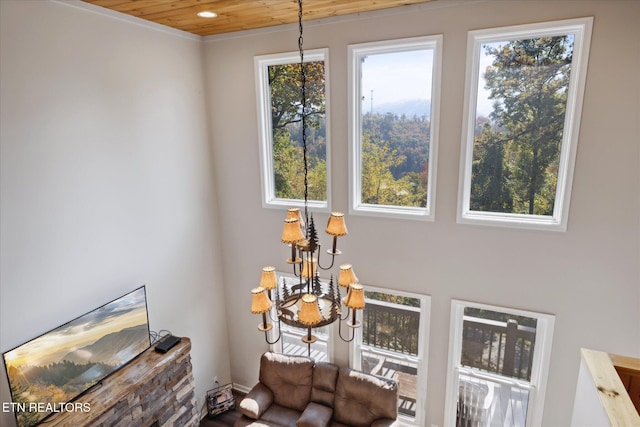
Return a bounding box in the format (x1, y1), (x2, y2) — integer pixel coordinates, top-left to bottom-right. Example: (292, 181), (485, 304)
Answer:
(82, 0), (435, 37)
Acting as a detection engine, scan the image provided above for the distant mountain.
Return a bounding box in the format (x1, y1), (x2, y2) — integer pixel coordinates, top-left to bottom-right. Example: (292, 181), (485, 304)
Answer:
(61, 324), (149, 366)
(371, 98), (431, 118)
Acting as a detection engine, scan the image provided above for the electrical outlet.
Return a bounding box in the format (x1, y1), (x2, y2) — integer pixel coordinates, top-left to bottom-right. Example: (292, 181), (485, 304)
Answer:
(213, 376), (218, 384)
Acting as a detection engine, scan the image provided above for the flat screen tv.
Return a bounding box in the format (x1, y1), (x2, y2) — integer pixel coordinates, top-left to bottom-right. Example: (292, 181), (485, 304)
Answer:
(2, 286), (151, 427)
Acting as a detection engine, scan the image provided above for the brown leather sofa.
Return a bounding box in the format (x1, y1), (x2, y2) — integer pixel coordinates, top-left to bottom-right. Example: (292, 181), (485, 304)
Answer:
(234, 352), (398, 427)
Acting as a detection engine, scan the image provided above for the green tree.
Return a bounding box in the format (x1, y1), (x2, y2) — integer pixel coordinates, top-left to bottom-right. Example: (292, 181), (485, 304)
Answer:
(475, 35), (573, 215)
(361, 113), (430, 208)
(361, 132), (404, 205)
(471, 123), (513, 212)
(268, 61), (327, 200)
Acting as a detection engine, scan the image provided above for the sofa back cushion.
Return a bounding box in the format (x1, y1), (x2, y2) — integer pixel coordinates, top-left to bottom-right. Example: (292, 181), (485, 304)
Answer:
(259, 352), (314, 412)
(310, 362), (339, 408)
(333, 368), (398, 427)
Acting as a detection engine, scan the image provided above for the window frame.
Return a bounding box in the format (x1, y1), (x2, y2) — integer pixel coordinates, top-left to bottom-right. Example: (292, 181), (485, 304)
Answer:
(444, 299), (555, 427)
(457, 17), (593, 231)
(348, 35), (442, 221)
(255, 49), (332, 212)
(349, 284), (431, 426)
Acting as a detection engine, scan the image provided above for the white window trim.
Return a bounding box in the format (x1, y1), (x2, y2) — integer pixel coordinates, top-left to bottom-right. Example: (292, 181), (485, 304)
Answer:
(348, 35), (442, 221)
(255, 49), (332, 212)
(444, 300), (555, 427)
(349, 284), (431, 427)
(267, 271), (334, 362)
(457, 17), (593, 231)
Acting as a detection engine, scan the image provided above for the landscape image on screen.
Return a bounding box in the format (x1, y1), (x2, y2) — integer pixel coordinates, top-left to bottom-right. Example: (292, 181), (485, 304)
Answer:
(3, 286), (151, 427)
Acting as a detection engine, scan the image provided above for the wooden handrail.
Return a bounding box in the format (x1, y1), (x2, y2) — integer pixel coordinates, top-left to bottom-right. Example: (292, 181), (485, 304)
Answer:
(573, 348), (640, 426)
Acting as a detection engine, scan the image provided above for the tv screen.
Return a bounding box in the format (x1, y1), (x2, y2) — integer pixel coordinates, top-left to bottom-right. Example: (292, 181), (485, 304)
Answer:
(2, 286), (151, 427)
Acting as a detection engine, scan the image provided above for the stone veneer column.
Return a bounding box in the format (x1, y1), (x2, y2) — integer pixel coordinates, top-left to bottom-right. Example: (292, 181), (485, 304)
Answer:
(47, 337), (199, 427)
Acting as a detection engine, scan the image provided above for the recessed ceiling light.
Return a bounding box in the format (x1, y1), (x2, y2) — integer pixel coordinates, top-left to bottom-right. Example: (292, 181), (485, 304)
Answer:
(197, 11), (218, 18)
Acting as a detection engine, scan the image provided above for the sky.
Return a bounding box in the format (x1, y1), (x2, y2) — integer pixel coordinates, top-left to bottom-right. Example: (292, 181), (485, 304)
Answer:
(358, 43), (495, 117)
(361, 49), (433, 109)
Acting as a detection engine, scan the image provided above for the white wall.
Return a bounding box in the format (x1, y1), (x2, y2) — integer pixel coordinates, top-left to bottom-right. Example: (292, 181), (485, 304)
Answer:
(203, 1), (640, 426)
(0, 1), (230, 425)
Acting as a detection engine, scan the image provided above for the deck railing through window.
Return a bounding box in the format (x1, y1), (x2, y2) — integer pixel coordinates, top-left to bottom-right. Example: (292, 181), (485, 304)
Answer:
(461, 316), (536, 381)
(362, 301), (420, 356)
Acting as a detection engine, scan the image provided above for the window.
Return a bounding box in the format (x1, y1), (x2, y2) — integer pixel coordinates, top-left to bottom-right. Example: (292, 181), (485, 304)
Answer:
(255, 50), (330, 210)
(351, 286), (431, 425)
(444, 300), (555, 427)
(268, 272), (331, 362)
(458, 18), (593, 231)
(349, 36), (442, 220)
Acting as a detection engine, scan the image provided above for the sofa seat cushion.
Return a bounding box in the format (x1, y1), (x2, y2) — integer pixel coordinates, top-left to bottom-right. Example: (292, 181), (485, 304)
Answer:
(333, 368), (398, 427)
(297, 402), (332, 427)
(234, 415), (284, 427)
(260, 403), (301, 426)
(259, 352), (315, 412)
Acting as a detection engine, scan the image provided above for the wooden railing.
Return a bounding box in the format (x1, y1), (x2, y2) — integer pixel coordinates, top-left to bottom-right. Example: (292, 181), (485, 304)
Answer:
(572, 349), (640, 426)
(362, 301), (420, 356)
(461, 315), (536, 381)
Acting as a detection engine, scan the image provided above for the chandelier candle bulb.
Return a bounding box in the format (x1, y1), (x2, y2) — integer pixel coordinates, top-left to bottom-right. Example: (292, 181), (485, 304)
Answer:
(282, 218), (304, 263)
(338, 264), (358, 287)
(298, 294), (322, 326)
(260, 266), (278, 290)
(326, 212), (347, 255)
(286, 207), (305, 230)
(301, 257), (318, 279)
(251, 287), (273, 332)
(344, 283), (365, 328)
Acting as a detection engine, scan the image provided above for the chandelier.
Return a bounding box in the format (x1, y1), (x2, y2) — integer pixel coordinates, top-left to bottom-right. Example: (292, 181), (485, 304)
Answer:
(250, 0), (364, 353)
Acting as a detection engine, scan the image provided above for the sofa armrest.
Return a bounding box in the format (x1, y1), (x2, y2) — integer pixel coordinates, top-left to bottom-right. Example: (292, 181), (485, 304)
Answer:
(371, 418), (398, 427)
(238, 382), (274, 419)
(297, 402), (333, 427)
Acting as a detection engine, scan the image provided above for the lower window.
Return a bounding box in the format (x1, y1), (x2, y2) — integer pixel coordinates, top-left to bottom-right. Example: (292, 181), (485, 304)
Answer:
(351, 286), (431, 425)
(445, 300), (555, 426)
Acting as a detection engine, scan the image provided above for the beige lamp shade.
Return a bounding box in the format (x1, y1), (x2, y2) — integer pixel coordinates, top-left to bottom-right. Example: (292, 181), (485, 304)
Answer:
(281, 218), (305, 243)
(251, 287), (272, 314)
(260, 266), (277, 290)
(301, 257), (317, 278)
(298, 294), (322, 326)
(286, 207), (305, 230)
(326, 212), (347, 236)
(344, 283), (365, 310)
(338, 264), (358, 288)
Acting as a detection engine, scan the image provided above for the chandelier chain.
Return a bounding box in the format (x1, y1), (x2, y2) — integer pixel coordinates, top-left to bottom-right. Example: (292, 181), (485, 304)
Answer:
(297, 0), (309, 225)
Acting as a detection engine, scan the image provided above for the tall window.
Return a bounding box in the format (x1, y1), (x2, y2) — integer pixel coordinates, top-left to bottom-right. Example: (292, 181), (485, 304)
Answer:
(349, 36), (442, 220)
(457, 18), (593, 231)
(255, 50), (330, 210)
(351, 286), (431, 426)
(445, 300), (555, 427)
(268, 273), (331, 362)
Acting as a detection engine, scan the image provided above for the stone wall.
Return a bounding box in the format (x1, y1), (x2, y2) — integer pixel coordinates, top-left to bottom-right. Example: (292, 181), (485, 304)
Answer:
(47, 337), (199, 427)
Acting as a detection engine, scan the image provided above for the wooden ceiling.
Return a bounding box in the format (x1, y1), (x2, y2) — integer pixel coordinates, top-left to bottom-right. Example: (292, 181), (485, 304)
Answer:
(82, 0), (436, 37)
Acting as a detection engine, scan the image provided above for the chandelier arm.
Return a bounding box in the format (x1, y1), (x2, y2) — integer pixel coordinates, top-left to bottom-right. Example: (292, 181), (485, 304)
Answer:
(316, 250), (336, 271)
(263, 327), (282, 346)
(338, 315), (357, 343)
(338, 305), (351, 322)
(292, 261), (301, 277)
(267, 302), (279, 323)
